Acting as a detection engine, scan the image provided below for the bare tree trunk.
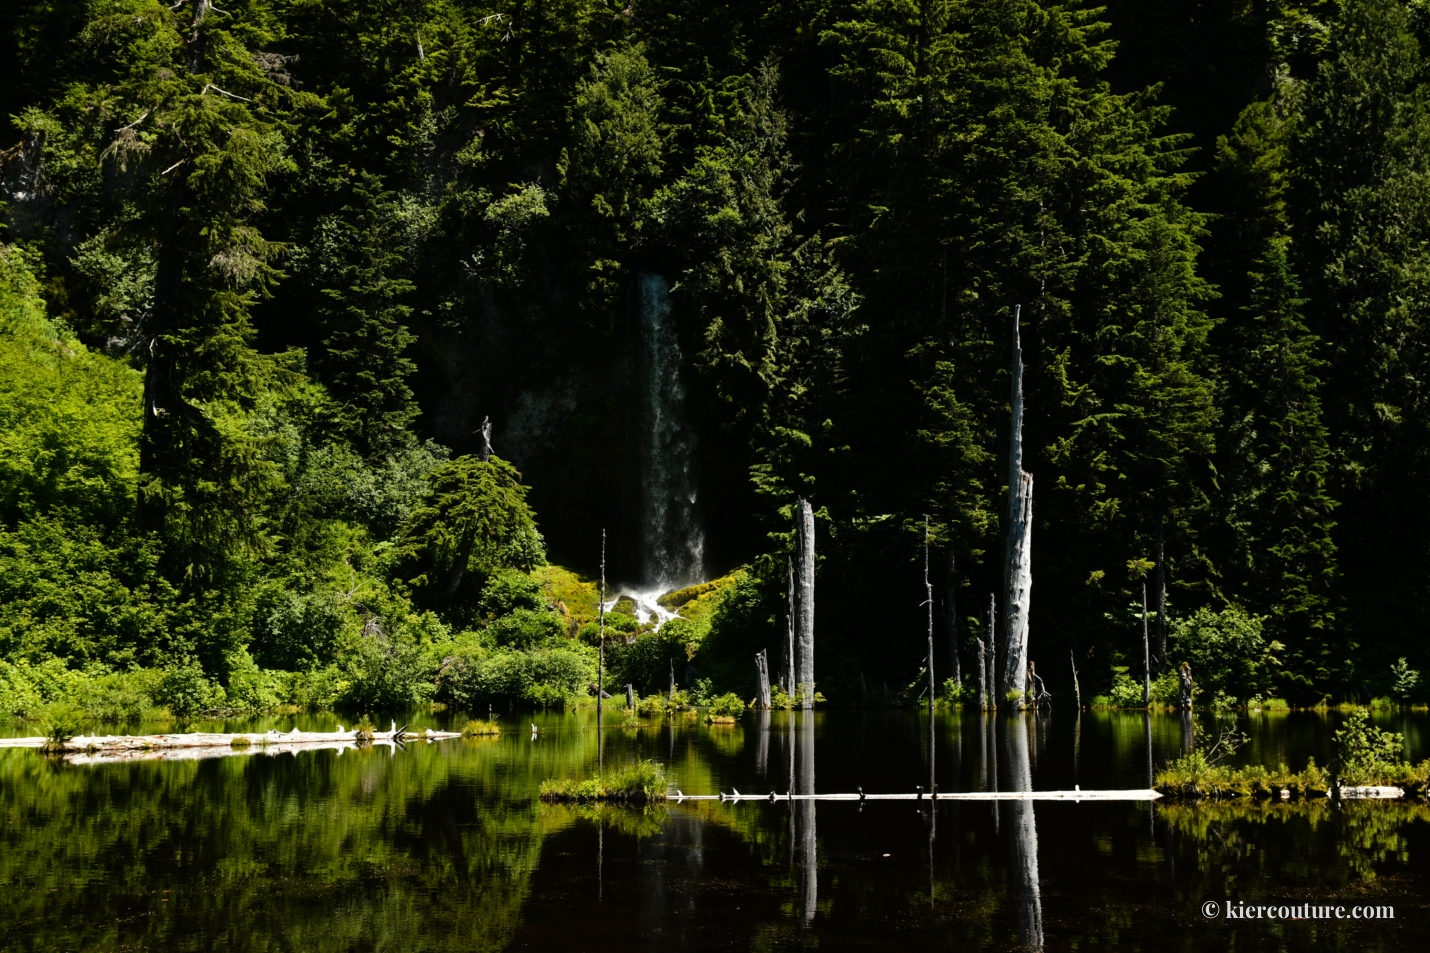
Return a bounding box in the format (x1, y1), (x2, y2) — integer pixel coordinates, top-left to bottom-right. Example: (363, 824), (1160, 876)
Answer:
(986, 593), (998, 711)
(479, 415), (493, 462)
(1000, 305), (1033, 708)
(786, 557), (796, 696)
(756, 650), (772, 710)
(1142, 582), (1151, 708)
(793, 498), (816, 707)
(1156, 520), (1167, 666)
(976, 638), (988, 713)
(597, 530), (606, 768)
(946, 549), (961, 688)
(925, 517), (935, 714)
(625, 684), (635, 710)
(1001, 472), (1033, 705)
(1070, 649), (1082, 710)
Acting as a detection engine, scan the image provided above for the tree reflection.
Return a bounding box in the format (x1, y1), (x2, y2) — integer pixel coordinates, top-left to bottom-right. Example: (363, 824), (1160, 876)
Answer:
(1001, 714), (1044, 952)
(794, 708), (818, 926)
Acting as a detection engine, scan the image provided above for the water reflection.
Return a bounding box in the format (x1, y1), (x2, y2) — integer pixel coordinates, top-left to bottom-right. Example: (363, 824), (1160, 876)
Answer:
(1001, 715), (1044, 952)
(2, 709), (1426, 952)
(794, 708), (818, 926)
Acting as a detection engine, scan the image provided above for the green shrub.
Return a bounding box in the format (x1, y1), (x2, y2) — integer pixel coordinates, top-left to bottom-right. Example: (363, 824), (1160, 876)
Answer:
(707, 692), (746, 718)
(0, 659), (45, 719)
(1169, 605), (1280, 700)
(155, 659), (225, 716)
(71, 667), (163, 723)
(1334, 708), (1405, 784)
(249, 583), (344, 670)
(539, 760), (667, 803)
(224, 648), (282, 712)
(484, 607), (565, 650)
(277, 665), (348, 710)
(436, 644), (597, 710)
(1391, 657), (1421, 704)
(477, 568), (547, 619)
(1105, 668), (1146, 708)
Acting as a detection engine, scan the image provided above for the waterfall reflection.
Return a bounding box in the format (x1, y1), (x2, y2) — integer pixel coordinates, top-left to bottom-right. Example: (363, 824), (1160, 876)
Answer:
(1001, 714), (1044, 952)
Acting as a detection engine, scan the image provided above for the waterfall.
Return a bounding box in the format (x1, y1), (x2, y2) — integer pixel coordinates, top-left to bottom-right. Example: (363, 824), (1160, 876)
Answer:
(637, 272), (704, 590)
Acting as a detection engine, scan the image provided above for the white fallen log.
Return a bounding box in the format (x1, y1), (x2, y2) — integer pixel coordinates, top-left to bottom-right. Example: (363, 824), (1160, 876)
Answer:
(672, 788), (1163, 803)
(0, 722), (461, 753)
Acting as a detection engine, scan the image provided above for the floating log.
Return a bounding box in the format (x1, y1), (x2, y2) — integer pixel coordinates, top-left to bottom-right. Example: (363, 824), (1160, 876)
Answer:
(671, 788), (1163, 803)
(0, 723), (461, 754)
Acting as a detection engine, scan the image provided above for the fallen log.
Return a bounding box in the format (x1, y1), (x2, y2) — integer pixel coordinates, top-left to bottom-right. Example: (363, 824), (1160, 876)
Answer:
(0, 722), (462, 754)
(670, 787), (1163, 803)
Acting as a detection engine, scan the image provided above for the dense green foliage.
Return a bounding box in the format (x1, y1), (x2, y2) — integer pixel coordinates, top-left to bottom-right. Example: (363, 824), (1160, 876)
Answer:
(4, 0), (1430, 713)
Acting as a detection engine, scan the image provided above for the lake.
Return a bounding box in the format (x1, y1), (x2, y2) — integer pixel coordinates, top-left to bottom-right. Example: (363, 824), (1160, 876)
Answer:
(2, 708), (1427, 951)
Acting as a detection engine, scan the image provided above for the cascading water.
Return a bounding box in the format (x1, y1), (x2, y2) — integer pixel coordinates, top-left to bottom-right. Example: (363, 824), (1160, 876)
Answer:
(625, 273), (704, 622)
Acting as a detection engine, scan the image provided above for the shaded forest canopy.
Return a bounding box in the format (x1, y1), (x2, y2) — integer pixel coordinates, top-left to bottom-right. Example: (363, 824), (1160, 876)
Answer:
(1, 0), (1428, 710)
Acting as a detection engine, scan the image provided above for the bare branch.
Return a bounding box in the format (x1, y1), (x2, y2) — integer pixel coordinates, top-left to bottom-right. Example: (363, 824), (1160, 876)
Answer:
(200, 83), (252, 102)
(114, 110), (150, 133)
(161, 157), (186, 175)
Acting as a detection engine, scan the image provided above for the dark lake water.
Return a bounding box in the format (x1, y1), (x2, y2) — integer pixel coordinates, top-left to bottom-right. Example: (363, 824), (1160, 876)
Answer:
(3, 708), (1428, 952)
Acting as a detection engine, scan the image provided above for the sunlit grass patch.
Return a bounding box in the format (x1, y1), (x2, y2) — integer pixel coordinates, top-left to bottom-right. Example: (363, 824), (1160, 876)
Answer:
(539, 760), (667, 803)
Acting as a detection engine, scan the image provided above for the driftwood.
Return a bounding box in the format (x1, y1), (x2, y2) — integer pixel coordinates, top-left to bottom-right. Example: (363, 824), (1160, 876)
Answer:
(673, 788), (1163, 803)
(1, 722), (460, 756)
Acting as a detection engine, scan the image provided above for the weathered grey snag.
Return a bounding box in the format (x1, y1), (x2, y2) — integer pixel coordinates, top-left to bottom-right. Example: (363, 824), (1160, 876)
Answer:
(597, 530), (606, 767)
(1070, 649), (1082, 710)
(625, 683), (635, 710)
(924, 517), (935, 714)
(976, 638), (988, 712)
(793, 498), (816, 707)
(1156, 521), (1168, 665)
(1000, 475), (1033, 703)
(1142, 582), (1151, 708)
(756, 649), (772, 710)
(946, 549), (961, 689)
(987, 593), (998, 711)
(786, 557), (796, 695)
(479, 415), (493, 462)
(1000, 305), (1033, 708)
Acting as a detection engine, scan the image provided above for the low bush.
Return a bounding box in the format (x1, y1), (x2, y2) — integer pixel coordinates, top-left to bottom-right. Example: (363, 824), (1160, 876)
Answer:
(539, 760), (667, 803)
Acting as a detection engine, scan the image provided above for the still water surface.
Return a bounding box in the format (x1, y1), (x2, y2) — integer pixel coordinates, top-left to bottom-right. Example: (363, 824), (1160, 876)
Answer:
(3, 709), (1428, 951)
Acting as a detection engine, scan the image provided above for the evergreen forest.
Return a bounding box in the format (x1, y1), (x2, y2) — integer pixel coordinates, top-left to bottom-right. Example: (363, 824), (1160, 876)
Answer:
(2, 0), (1428, 719)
